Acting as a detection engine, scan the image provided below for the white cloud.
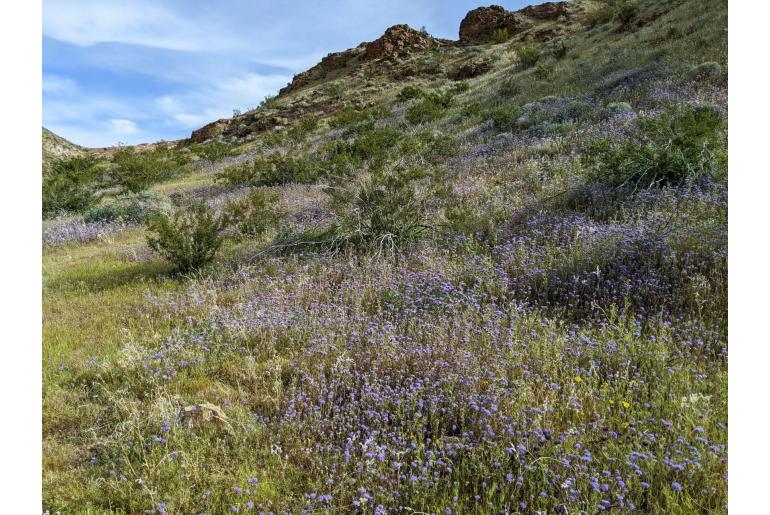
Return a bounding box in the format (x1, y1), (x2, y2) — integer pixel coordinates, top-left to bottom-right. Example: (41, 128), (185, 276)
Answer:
(110, 119), (139, 134)
(42, 75), (77, 95)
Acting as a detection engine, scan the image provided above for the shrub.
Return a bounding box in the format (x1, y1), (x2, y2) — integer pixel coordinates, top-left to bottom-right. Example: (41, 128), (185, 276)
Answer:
(327, 166), (432, 252)
(486, 104), (520, 131)
(552, 39), (568, 59)
(616, 1), (639, 24)
(450, 81), (471, 94)
(585, 5), (615, 28)
(259, 94), (278, 109)
(146, 202), (228, 273)
(533, 61), (555, 80)
(223, 190), (284, 238)
(406, 98), (447, 125)
(84, 190), (175, 224)
(586, 105), (725, 188)
(499, 78), (520, 98)
(688, 61), (723, 79)
(397, 85), (426, 102)
(111, 146), (190, 193)
(491, 28), (510, 44)
(193, 141), (233, 162)
(42, 156), (102, 218)
(515, 39), (541, 68)
(330, 106), (391, 131)
(217, 154), (319, 187)
(288, 117), (319, 142)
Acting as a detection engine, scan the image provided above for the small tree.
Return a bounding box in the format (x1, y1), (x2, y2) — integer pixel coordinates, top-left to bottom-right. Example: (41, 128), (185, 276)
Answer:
(146, 202), (228, 273)
(42, 156), (101, 218)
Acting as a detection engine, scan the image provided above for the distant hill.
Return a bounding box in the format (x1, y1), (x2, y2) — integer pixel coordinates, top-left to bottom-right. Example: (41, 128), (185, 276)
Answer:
(42, 127), (85, 168)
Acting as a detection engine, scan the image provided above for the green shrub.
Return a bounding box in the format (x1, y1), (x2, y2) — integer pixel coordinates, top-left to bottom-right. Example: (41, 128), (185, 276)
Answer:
(327, 166), (432, 252)
(463, 102), (482, 117)
(397, 85), (426, 102)
(450, 81), (471, 94)
(193, 141), (233, 162)
(84, 190), (175, 224)
(406, 99), (447, 125)
(552, 39), (568, 59)
(586, 105), (726, 188)
(330, 106), (391, 131)
(223, 190), (284, 238)
(585, 5), (615, 28)
(486, 104), (520, 130)
(288, 116), (319, 142)
(217, 154), (319, 187)
(515, 39), (541, 68)
(616, 1), (639, 24)
(533, 61), (555, 80)
(42, 156), (102, 218)
(491, 28), (510, 44)
(688, 61), (723, 79)
(499, 79), (520, 98)
(111, 146), (190, 193)
(146, 202), (228, 273)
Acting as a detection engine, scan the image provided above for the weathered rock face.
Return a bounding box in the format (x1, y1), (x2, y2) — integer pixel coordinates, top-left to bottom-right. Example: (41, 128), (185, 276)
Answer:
(364, 24), (441, 61)
(519, 2), (569, 21)
(190, 119), (229, 143)
(448, 57), (493, 80)
(459, 5), (523, 44)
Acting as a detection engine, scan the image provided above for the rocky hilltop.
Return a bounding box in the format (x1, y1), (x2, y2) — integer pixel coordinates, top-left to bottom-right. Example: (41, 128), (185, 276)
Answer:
(189, 2), (585, 144)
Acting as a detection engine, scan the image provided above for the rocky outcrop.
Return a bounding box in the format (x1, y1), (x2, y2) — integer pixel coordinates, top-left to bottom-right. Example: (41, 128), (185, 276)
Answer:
(364, 24), (447, 61)
(459, 5), (524, 44)
(190, 119), (230, 143)
(448, 57), (493, 80)
(519, 2), (569, 21)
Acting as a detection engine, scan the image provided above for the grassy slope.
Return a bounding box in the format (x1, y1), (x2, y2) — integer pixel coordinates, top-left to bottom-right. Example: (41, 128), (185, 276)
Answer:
(43, 0), (728, 513)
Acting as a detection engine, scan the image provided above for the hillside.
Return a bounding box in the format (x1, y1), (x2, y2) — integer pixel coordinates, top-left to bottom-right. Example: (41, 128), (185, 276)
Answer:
(42, 0), (728, 513)
(42, 127), (84, 168)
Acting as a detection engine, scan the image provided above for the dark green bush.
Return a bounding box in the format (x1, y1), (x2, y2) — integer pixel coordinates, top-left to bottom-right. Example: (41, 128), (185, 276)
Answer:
(486, 104), (520, 130)
(450, 81), (471, 94)
(288, 116), (319, 141)
(84, 190), (175, 224)
(223, 190), (284, 238)
(327, 166), (432, 252)
(330, 106), (391, 131)
(491, 28), (510, 44)
(616, 1), (639, 24)
(146, 202), (228, 273)
(42, 156), (102, 218)
(586, 105), (726, 188)
(217, 154), (319, 187)
(405, 92), (453, 125)
(111, 146), (190, 193)
(192, 141), (233, 162)
(552, 39), (568, 59)
(515, 39), (541, 68)
(533, 61), (555, 81)
(397, 85), (427, 102)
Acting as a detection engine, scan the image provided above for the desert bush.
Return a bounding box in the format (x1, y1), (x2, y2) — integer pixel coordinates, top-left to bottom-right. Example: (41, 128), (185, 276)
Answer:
(491, 28), (510, 44)
(499, 78), (520, 98)
(42, 155), (102, 218)
(585, 4), (615, 28)
(111, 146), (190, 193)
(192, 141), (233, 162)
(223, 190), (284, 238)
(552, 39), (568, 59)
(533, 61), (555, 80)
(287, 116), (319, 142)
(327, 165), (432, 252)
(396, 85), (426, 102)
(84, 190), (175, 224)
(259, 94), (278, 108)
(688, 61), (722, 79)
(146, 202), (228, 273)
(586, 104), (726, 188)
(616, 1), (639, 24)
(329, 105), (391, 131)
(486, 104), (520, 130)
(217, 154), (319, 187)
(405, 92), (453, 125)
(515, 39), (541, 68)
(450, 81), (471, 94)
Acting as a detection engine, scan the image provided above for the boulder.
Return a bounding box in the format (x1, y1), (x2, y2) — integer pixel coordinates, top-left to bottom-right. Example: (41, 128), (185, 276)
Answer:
(518, 2), (569, 21)
(459, 6), (524, 44)
(190, 120), (229, 143)
(364, 24), (446, 61)
(448, 57), (493, 80)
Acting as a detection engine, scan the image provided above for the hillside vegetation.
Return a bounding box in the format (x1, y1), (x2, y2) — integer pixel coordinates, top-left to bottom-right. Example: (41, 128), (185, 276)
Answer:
(43, 0), (728, 513)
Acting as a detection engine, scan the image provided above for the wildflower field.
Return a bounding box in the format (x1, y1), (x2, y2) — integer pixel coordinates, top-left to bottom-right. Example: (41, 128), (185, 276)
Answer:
(43, 0), (728, 512)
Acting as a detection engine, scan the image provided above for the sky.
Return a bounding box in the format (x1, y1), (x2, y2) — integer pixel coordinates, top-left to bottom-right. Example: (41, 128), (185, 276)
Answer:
(43, 0), (530, 147)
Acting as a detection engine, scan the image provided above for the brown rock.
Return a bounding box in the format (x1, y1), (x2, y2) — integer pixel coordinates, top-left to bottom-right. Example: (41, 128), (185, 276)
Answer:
(364, 24), (445, 61)
(518, 2), (569, 21)
(179, 403), (233, 432)
(190, 120), (229, 143)
(459, 5), (524, 44)
(448, 57), (493, 80)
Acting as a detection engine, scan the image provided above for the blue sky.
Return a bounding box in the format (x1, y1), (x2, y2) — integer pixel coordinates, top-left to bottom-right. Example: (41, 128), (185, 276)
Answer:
(43, 0), (530, 147)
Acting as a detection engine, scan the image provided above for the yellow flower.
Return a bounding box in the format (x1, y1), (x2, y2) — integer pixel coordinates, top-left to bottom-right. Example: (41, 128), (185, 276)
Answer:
(622, 401), (631, 409)
(608, 399), (615, 405)
(574, 376), (582, 383)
